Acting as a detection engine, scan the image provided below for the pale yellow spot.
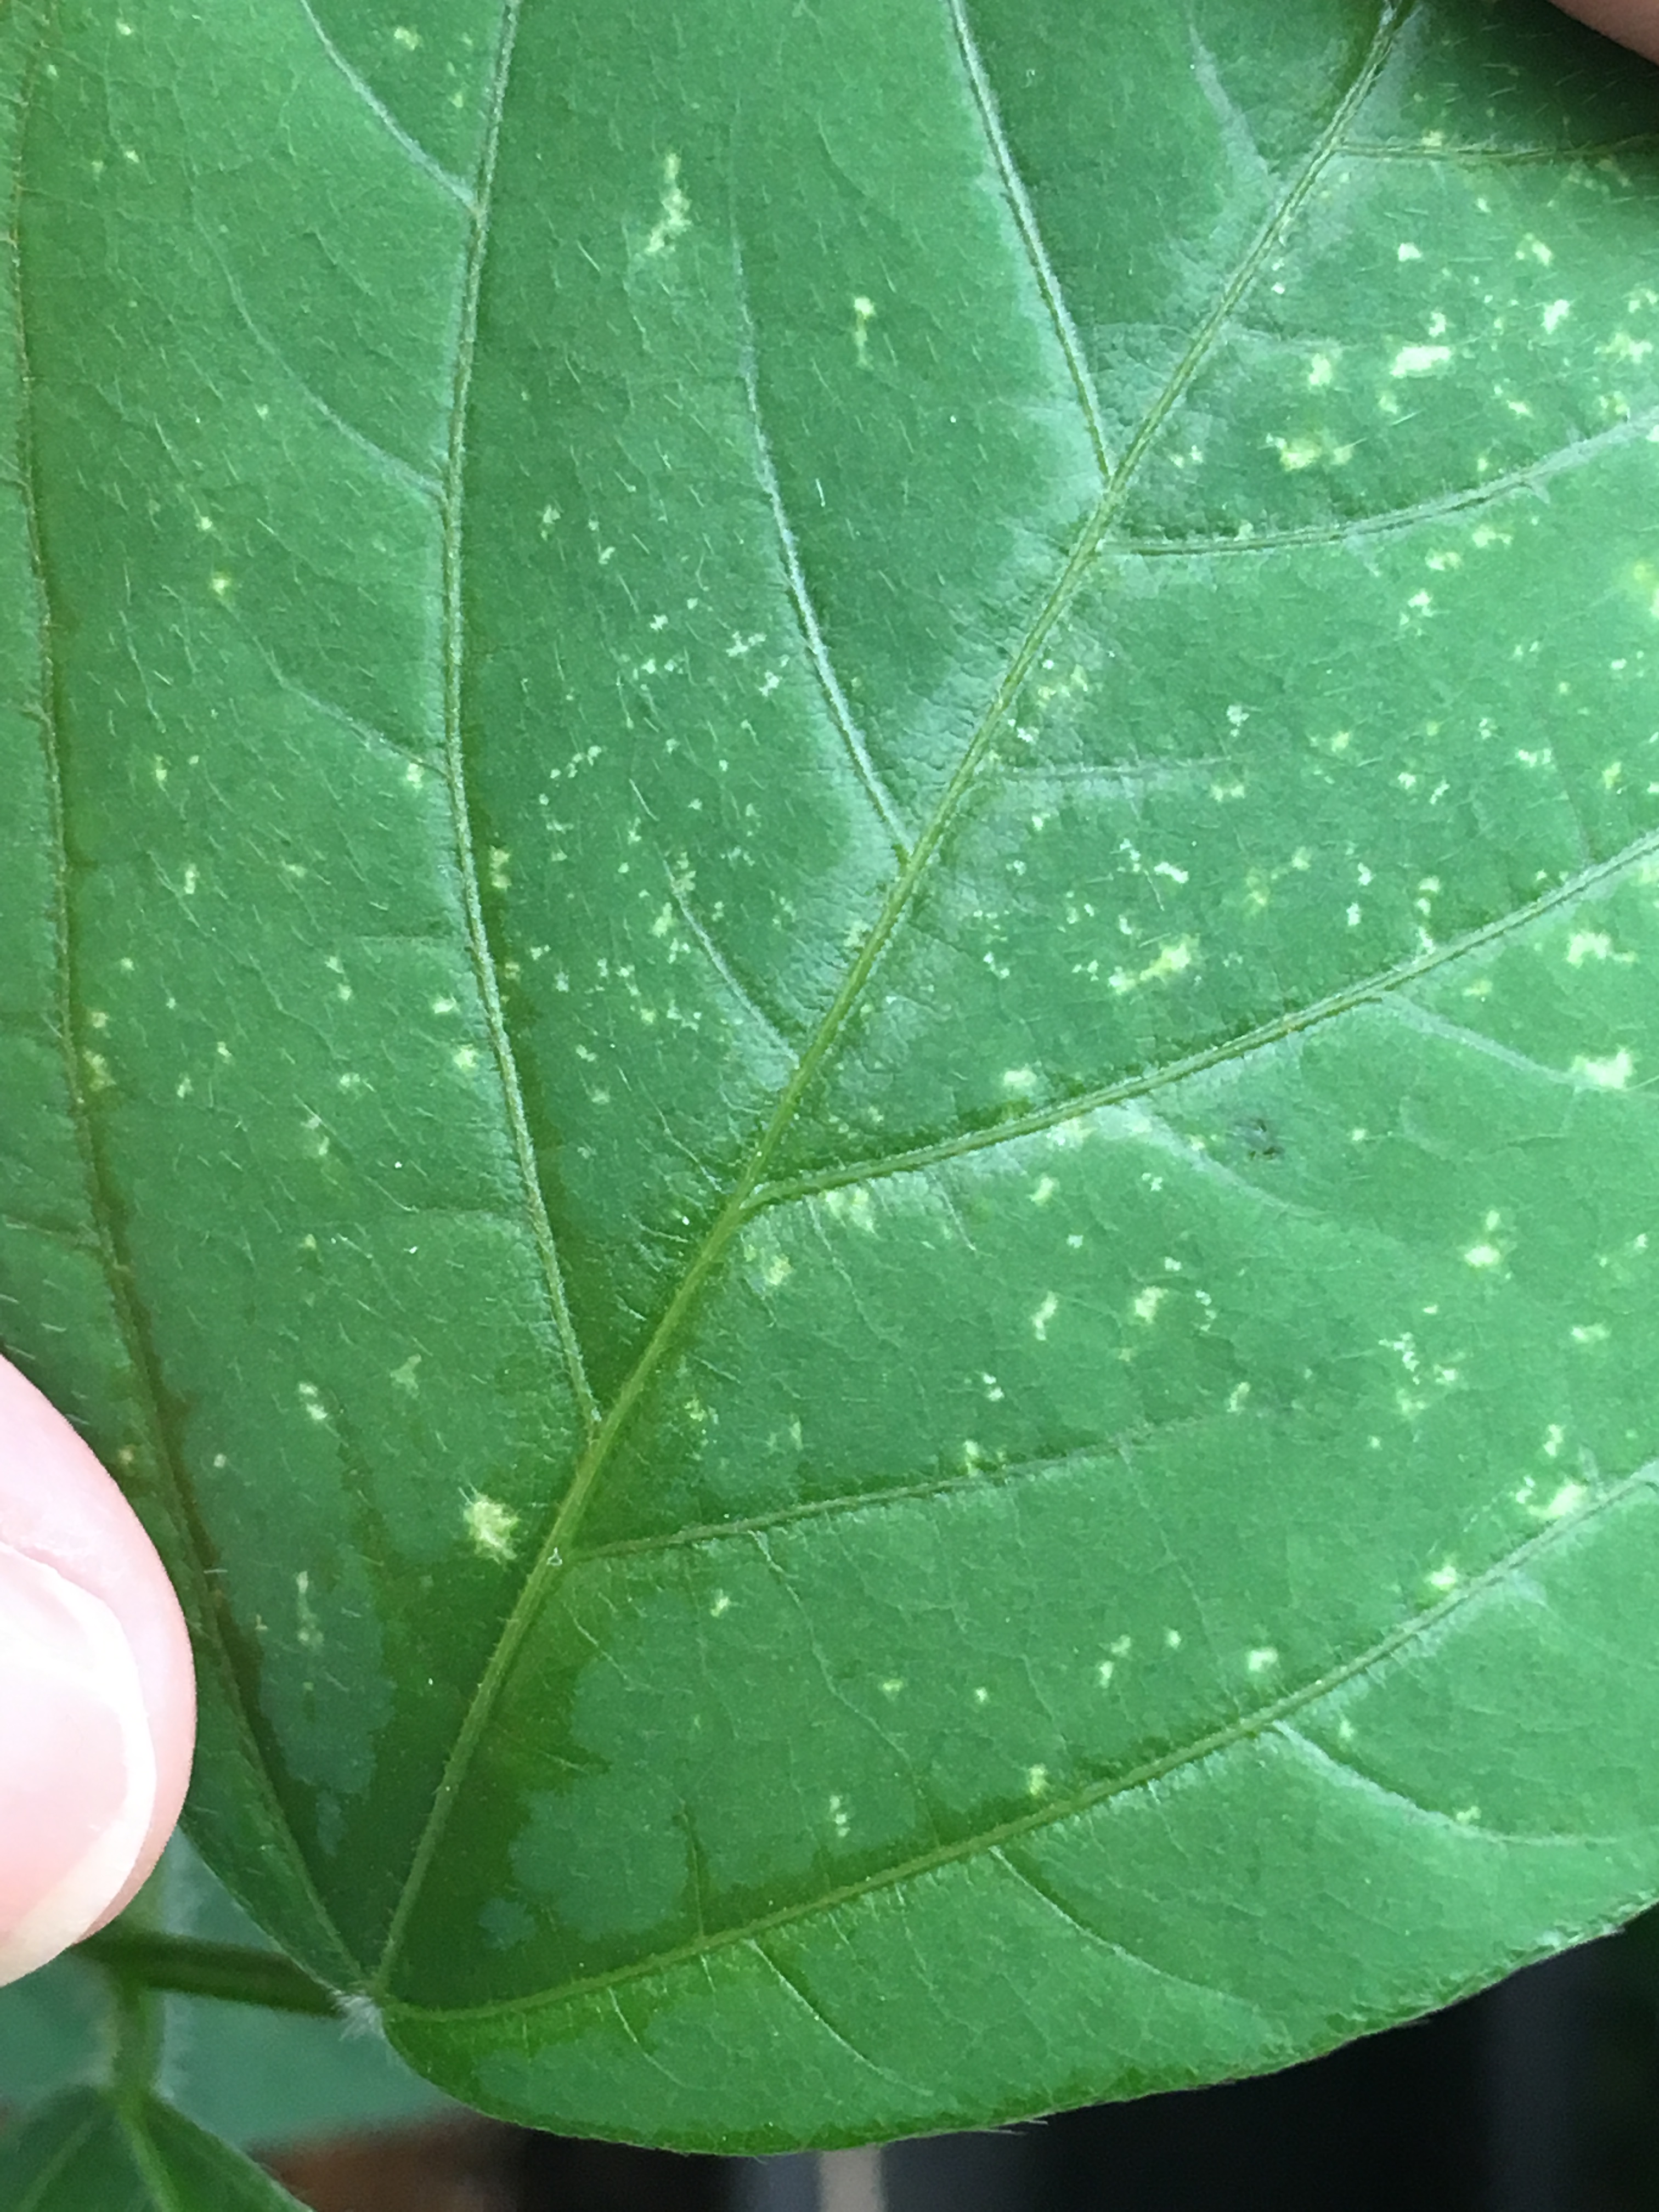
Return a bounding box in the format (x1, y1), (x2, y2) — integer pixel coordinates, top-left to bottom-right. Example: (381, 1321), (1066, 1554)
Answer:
(642, 152), (691, 257)
(1270, 432), (1353, 471)
(1603, 330), (1654, 364)
(1567, 931), (1613, 966)
(464, 1495), (520, 1562)
(1391, 343), (1452, 377)
(1109, 938), (1195, 995)
(1573, 1048), (1633, 1089)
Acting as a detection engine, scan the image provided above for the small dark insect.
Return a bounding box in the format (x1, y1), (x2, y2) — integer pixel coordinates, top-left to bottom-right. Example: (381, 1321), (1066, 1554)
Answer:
(1236, 1115), (1285, 1161)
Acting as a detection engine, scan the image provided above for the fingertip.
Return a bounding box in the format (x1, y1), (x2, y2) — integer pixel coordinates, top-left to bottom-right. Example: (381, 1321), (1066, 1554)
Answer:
(1550, 0), (1659, 64)
(0, 1357), (196, 1983)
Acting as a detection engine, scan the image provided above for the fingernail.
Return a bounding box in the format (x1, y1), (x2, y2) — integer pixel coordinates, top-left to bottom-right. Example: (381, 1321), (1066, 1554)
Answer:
(0, 1542), (157, 1983)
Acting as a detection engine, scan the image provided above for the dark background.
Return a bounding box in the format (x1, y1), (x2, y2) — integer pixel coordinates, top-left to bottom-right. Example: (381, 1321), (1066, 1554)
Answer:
(264, 1913), (1659, 2212)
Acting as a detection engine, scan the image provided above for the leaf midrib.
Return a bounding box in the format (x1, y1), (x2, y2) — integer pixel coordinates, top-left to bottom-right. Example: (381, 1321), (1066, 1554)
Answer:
(374, 0), (1414, 1990)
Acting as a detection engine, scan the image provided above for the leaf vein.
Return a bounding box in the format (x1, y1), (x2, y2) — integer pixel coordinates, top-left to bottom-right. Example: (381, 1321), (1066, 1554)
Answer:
(436, 0), (597, 1442)
(1343, 133), (1659, 167)
(665, 867), (797, 1064)
(988, 1846), (1276, 2024)
(1273, 1724), (1624, 1847)
(731, 245), (913, 859)
(388, 1455), (1659, 2028)
(210, 240), (443, 499)
(943, 0), (1113, 482)
(749, 1939), (919, 2086)
(13, 2106), (103, 2212)
(1115, 408), (1659, 561)
(292, 0), (475, 208)
(749, 820), (1659, 1211)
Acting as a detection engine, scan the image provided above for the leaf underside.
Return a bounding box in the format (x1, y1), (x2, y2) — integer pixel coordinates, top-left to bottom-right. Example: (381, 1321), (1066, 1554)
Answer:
(5, 0), (1659, 2152)
(0, 2090), (306, 2212)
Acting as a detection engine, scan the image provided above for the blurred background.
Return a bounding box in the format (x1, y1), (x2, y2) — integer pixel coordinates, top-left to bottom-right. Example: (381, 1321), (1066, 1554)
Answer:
(4, 1830), (1654, 2212)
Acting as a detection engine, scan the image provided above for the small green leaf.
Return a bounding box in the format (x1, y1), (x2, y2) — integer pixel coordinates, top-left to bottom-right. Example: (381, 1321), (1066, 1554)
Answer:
(0, 1965), (105, 2116)
(0, 1838), (444, 2151)
(0, 2090), (305, 2212)
(8, 0), (1659, 2154)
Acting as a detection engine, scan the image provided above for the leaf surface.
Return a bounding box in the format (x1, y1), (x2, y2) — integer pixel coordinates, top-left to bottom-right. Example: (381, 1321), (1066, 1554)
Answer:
(0, 2091), (305, 2212)
(6, 0), (1659, 2151)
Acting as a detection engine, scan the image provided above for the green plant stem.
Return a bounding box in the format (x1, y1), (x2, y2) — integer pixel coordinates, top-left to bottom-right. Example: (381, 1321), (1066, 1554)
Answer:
(78, 1929), (341, 2020)
(108, 1977), (164, 2104)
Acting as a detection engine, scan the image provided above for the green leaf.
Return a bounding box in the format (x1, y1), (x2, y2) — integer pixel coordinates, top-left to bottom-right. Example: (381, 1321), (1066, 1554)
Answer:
(7, 0), (1659, 2153)
(0, 1962), (106, 2118)
(0, 2090), (306, 2211)
(0, 1838), (446, 2151)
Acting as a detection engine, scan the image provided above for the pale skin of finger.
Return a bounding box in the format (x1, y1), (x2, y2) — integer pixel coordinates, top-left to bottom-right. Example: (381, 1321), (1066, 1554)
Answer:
(0, 1356), (195, 1984)
(1551, 0), (1659, 62)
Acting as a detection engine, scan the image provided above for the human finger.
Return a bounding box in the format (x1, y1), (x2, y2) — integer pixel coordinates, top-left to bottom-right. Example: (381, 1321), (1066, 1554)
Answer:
(0, 1357), (195, 1985)
(1550, 0), (1659, 63)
